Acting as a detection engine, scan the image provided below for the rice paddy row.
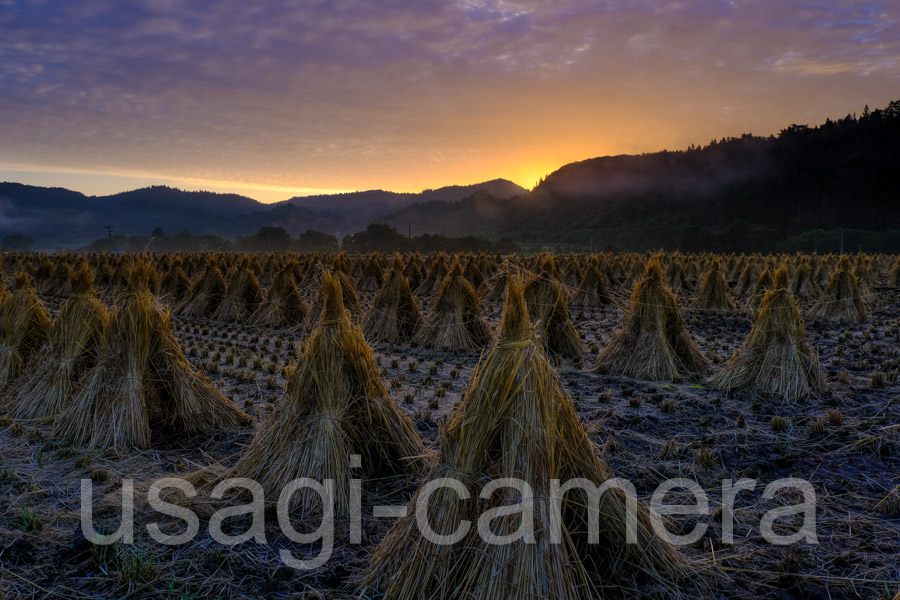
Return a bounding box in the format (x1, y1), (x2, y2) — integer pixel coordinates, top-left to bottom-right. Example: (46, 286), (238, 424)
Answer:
(0, 250), (898, 599)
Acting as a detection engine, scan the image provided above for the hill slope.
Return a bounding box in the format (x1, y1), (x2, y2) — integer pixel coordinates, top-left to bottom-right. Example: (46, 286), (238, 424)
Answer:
(279, 179), (527, 232)
(377, 99), (900, 251)
(0, 179), (526, 249)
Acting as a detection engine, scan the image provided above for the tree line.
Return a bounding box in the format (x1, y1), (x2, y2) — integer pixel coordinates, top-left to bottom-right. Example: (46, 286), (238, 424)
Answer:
(75, 224), (518, 254)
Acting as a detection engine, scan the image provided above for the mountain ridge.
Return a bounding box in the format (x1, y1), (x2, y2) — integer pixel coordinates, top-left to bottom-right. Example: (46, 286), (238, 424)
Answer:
(0, 179), (526, 249)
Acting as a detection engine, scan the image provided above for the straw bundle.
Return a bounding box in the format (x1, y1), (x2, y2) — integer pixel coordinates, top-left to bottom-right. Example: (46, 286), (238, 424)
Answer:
(570, 256), (613, 308)
(416, 255), (449, 296)
(108, 257), (131, 291)
(6, 262), (108, 419)
(177, 262), (227, 318)
(249, 259), (308, 328)
(791, 260), (820, 300)
(55, 261), (249, 450)
(563, 256), (582, 286)
(95, 262), (114, 289)
(665, 259), (692, 294)
(299, 258), (322, 289)
(159, 259), (192, 306)
(362, 256), (423, 345)
(734, 260), (759, 297)
(364, 277), (692, 600)
(711, 266), (823, 402)
(0, 271), (52, 394)
(224, 272), (425, 516)
(305, 269), (362, 330)
(522, 256), (559, 315)
(33, 259), (56, 295)
(357, 257), (385, 292)
(747, 267), (773, 312)
(212, 260), (263, 322)
(594, 260), (709, 381)
(622, 257), (645, 289)
(688, 259), (736, 311)
(486, 260), (516, 303)
(813, 259), (832, 287)
(46, 262), (74, 297)
(524, 273), (583, 361)
(853, 257), (876, 296)
(463, 259), (485, 292)
(889, 256), (900, 287)
(415, 262), (491, 352)
(402, 257), (423, 290)
(807, 257), (868, 324)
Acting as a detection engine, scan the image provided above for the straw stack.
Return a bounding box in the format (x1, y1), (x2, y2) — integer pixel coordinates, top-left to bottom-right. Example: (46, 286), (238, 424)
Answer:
(524, 268), (583, 361)
(55, 261), (249, 450)
(249, 259), (308, 328)
(364, 277), (693, 600)
(213, 258), (263, 322)
(6, 262), (109, 419)
(807, 256), (868, 324)
(177, 261), (227, 318)
(688, 258), (736, 311)
(305, 268), (362, 330)
(415, 261), (491, 352)
(594, 259), (709, 381)
(710, 266), (824, 402)
(224, 272), (425, 516)
(357, 256), (385, 292)
(159, 258), (193, 306)
(362, 255), (423, 345)
(0, 271), (52, 394)
(791, 259), (820, 300)
(570, 256), (614, 308)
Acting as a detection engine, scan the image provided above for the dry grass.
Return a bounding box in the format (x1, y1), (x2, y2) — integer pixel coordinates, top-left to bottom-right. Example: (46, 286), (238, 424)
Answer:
(594, 259), (710, 381)
(710, 265), (824, 402)
(249, 258), (308, 328)
(524, 271), (583, 361)
(54, 261), (249, 450)
(177, 262), (227, 318)
(808, 256), (868, 324)
(415, 262), (491, 353)
(364, 276), (697, 600)
(689, 259), (736, 311)
(570, 256), (614, 308)
(213, 260), (263, 322)
(220, 271), (426, 516)
(6, 261), (109, 420)
(362, 255), (423, 345)
(0, 270), (52, 395)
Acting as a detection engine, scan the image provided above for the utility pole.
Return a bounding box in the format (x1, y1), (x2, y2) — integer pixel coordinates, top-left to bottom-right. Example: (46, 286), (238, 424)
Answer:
(106, 225), (113, 239)
(813, 231), (818, 254)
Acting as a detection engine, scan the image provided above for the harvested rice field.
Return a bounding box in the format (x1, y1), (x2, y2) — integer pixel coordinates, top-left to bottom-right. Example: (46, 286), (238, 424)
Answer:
(1, 251), (899, 600)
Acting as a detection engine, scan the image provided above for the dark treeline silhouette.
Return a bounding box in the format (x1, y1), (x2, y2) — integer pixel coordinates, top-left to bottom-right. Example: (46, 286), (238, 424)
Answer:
(79, 224), (517, 254)
(377, 99), (900, 252)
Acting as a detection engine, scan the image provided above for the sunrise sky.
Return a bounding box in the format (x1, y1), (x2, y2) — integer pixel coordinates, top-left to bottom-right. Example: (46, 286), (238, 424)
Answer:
(1, 0), (898, 202)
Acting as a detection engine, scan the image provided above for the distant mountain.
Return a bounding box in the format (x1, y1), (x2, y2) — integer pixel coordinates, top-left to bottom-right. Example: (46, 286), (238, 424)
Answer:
(4, 100), (899, 253)
(0, 184), (269, 249)
(0, 179), (526, 250)
(279, 179), (527, 232)
(378, 99), (900, 252)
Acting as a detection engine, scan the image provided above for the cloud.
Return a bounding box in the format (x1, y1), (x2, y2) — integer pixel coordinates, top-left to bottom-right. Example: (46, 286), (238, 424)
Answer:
(0, 0), (897, 196)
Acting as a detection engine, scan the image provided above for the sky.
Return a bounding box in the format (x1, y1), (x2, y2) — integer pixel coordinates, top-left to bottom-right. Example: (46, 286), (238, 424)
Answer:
(1, 0), (898, 203)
